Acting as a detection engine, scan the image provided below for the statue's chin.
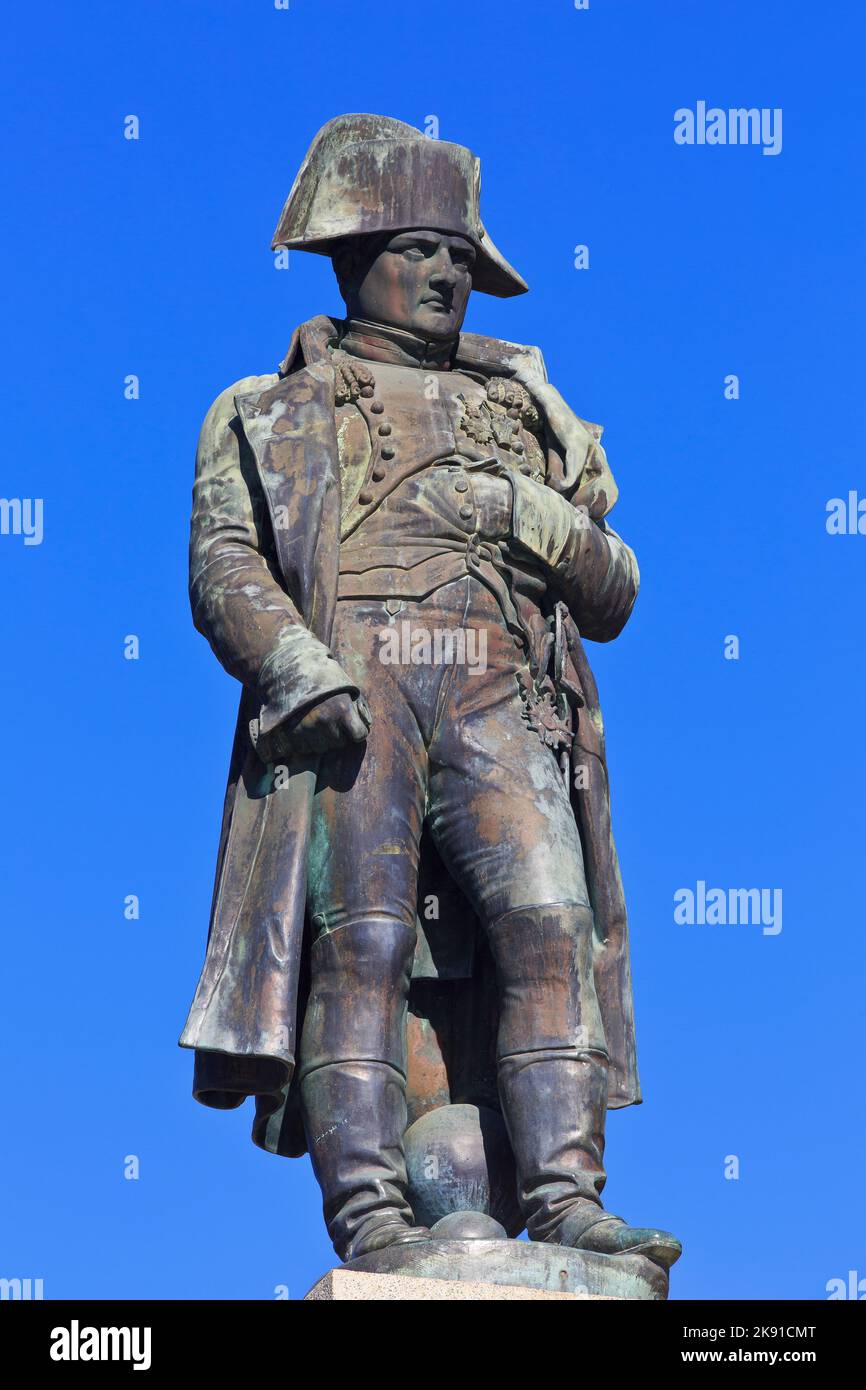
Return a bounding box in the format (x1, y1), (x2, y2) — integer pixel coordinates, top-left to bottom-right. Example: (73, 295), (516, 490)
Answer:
(411, 309), (461, 341)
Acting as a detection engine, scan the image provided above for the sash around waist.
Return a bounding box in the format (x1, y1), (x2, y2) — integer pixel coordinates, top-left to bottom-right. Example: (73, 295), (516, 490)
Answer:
(338, 537), (502, 574)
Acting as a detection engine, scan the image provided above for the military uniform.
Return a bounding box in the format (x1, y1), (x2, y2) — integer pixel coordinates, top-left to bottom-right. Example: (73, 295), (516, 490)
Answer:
(180, 114), (681, 1272)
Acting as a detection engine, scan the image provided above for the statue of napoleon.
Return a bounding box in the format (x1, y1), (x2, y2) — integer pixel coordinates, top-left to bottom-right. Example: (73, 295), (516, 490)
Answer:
(179, 114), (681, 1277)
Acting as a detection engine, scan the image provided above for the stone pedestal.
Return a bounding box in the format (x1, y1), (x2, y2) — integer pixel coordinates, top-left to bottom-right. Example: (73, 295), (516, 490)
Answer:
(306, 1269), (610, 1300)
(303, 1237), (668, 1301)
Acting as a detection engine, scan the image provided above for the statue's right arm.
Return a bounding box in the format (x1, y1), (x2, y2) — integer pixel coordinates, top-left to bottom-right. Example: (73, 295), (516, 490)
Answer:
(188, 379), (360, 755)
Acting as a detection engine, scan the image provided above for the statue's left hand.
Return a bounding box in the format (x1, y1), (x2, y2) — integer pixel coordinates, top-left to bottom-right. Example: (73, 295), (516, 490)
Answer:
(506, 356), (600, 495)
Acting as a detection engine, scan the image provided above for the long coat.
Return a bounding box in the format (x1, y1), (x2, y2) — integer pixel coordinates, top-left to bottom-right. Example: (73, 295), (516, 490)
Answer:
(179, 316), (642, 1157)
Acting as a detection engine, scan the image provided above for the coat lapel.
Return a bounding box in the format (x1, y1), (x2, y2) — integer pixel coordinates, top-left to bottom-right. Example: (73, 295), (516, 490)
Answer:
(235, 360), (340, 641)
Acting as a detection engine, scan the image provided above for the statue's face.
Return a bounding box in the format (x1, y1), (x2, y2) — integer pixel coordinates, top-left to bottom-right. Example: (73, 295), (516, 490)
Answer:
(345, 229), (476, 340)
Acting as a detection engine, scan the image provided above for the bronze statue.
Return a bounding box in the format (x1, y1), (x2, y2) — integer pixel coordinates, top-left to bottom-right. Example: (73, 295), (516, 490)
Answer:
(179, 114), (681, 1295)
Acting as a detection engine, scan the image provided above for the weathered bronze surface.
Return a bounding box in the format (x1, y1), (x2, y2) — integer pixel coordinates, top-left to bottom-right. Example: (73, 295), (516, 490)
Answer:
(180, 114), (681, 1291)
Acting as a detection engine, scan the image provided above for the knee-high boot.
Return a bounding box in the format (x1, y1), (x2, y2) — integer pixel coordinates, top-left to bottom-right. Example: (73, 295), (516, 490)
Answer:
(298, 918), (431, 1262)
(489, 904), (681, 1269)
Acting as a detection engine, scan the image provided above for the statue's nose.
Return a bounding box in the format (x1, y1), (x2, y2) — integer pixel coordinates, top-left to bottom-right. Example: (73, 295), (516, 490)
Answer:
(428, 250), (458, 289)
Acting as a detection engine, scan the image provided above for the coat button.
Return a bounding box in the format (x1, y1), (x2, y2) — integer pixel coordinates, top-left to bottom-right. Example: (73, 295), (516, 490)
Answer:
(459, 504), (474, 520)
(359, 490), (373, 505)
(377, 422), (392, 435)
(454, 477), (469, 492)
(370, 399), (384, 413)
(381, 445), (396, 460)
(512, 439), (525, 454)
(371, 464), (386, 481)
(361, 385), (375, 399)
(520, 463), (532, 475)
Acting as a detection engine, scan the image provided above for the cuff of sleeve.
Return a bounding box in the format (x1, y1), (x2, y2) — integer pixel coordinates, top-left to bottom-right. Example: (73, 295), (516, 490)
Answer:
(510, 472), (580, 568)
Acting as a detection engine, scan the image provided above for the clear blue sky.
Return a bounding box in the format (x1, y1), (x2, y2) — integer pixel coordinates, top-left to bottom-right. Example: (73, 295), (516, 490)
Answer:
(2, 0), (863, 1301)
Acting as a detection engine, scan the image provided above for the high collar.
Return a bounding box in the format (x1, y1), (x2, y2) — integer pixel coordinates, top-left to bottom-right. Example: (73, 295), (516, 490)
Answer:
(340, 318), (457, 370)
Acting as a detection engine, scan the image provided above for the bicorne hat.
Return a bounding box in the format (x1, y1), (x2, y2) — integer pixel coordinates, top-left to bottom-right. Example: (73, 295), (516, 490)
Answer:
(271, 113), (528, 298)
